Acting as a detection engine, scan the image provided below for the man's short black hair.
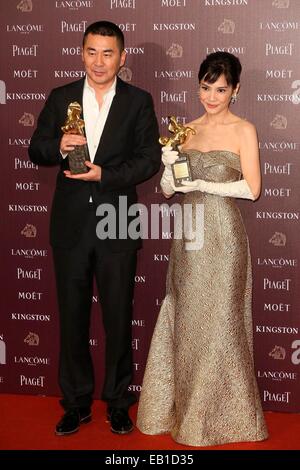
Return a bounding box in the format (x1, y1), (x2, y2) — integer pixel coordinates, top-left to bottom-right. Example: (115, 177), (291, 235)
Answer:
(83, 21), (124, 51)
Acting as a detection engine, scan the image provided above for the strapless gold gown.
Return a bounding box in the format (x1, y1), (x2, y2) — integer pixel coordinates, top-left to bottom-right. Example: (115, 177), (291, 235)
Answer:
(137, 151), (268, 447)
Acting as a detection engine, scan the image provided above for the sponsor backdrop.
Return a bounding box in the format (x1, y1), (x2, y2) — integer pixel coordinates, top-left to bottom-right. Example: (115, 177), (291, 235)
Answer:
(0, 0), (299, 412)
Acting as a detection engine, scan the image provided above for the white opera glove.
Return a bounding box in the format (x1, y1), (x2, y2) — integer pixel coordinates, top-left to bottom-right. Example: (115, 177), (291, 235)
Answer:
(173, 178), (254, 200)
(160, 166), (175, 196)
(162, 145), (179, 170)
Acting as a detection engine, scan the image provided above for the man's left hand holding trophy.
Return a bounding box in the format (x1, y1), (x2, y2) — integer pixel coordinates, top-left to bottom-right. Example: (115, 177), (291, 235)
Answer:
(61, 101), (101, 181)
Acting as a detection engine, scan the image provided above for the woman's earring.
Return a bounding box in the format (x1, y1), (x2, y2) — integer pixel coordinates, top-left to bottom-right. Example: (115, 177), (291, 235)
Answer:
(230, 94), (237, 104)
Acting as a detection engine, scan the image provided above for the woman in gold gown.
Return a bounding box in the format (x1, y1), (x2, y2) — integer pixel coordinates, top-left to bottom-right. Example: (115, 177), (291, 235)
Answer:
(137, 52), (268, 447)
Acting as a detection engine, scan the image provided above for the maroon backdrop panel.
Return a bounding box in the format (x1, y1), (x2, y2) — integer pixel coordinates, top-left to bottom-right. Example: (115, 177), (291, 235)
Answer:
(0, 0), (299, 412)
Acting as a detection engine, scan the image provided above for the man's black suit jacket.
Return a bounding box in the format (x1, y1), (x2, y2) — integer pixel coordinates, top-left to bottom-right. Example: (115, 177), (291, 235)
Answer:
(29, 77), (161, 252)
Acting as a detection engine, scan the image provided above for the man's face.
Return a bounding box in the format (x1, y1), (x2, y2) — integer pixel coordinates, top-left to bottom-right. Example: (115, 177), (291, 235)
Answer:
(82, 33), (126, 90)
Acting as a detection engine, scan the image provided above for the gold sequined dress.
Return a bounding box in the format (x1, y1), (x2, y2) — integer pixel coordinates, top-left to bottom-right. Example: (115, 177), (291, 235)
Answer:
(137, 150), (268, 447)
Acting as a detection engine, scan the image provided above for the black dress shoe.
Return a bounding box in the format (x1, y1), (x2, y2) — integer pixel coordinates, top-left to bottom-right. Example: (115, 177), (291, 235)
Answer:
(55, 407), (92, 436)
(107, 407), (133, 434)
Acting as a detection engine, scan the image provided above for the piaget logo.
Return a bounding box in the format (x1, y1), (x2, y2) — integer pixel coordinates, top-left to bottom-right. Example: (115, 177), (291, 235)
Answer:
(218, 19), (235, 34)
(17, 0), (33, 12)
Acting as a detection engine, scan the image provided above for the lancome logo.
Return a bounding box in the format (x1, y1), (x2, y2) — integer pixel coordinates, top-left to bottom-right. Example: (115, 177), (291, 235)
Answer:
(257, 258), (297, 268)
(7, 24), (43, 33)
(206, 46), (245, 54)
(154, 70), (193, 80)
(15, 356), (50, 366)
(55, 0), (94, 9)
(259, 141), (299, 151)
(258, 370), (297, 381)
(260, 22), (298, 32)
(17, 0), (33, 12)
(218, 19), (235, 34)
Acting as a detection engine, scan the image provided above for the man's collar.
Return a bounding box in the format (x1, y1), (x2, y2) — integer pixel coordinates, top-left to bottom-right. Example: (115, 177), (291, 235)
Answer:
(84, 76), (117, 95)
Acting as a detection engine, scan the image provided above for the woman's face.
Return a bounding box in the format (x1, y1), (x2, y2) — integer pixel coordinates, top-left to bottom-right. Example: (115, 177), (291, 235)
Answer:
(198, 73), (238, 114)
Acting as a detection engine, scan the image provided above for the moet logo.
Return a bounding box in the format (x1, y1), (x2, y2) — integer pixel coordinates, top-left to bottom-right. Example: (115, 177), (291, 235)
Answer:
(24, 332), (39, 346)
(270, 114), (287, 130)
(218, 19), (235, 34)
(17, 0), (33, 12)
(0, 337), (6, 364)
(269, 345), (286, 360)
(0, 80), (6, 104)
(19, 112), (34, 127)
(21, 224), (37, 238)
(118, 67), (132, 82)
(272, 0), (289, 8)
(166, 43), (183, 58)
(269, 232), (286, 247)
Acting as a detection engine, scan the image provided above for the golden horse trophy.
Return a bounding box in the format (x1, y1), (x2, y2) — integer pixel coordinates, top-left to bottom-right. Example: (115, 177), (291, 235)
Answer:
(61, 102), (90, 174)
(159, 116), (196, 186)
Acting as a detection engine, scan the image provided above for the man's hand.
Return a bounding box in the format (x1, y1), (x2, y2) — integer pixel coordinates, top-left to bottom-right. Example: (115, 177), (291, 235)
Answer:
(64, 161), (102, 181)
(60, 133), (87, 154)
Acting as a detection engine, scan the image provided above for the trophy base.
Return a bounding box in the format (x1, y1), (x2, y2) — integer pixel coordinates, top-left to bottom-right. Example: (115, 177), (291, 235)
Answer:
(172, 153), (193, 187)
(68, 144), (90, 174)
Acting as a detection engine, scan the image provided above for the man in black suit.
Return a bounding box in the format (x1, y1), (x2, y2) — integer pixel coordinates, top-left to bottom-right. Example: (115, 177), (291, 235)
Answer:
(29, 21), (161, 436)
